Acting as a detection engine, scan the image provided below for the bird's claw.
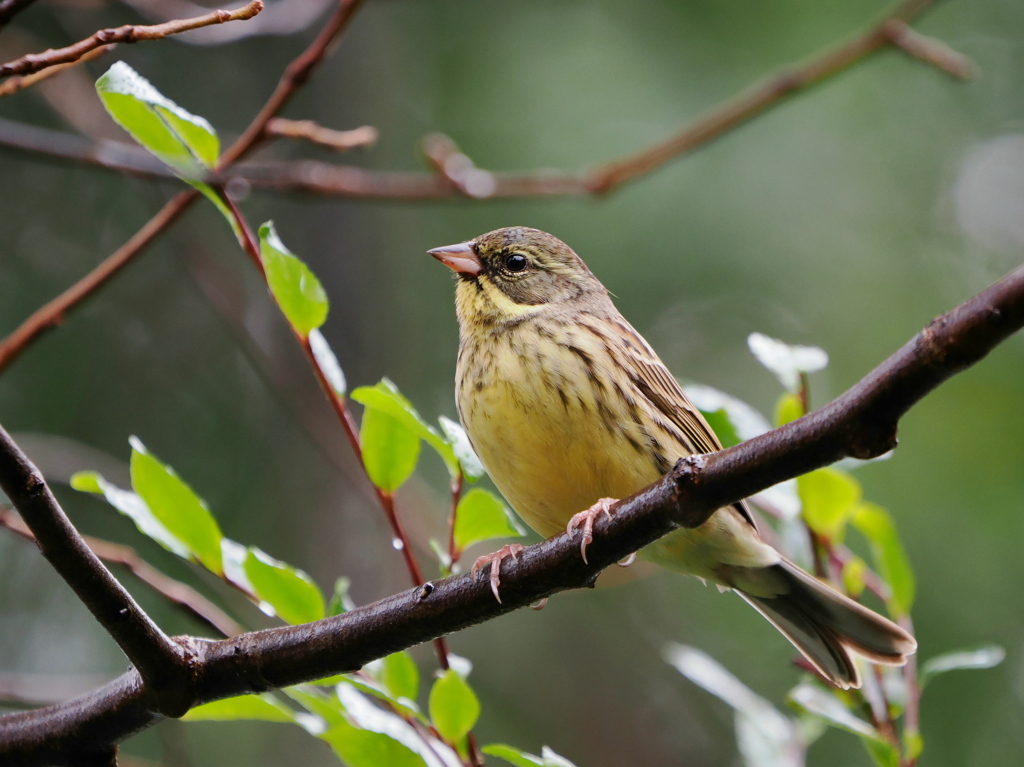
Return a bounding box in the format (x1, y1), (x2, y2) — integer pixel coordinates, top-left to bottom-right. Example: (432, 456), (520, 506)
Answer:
(566, 497), (618, 565)
(471, 543), (526, 603)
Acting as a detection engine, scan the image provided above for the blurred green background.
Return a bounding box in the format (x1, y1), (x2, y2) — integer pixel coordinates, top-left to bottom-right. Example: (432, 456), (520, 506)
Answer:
(1, 0), (1023, 764)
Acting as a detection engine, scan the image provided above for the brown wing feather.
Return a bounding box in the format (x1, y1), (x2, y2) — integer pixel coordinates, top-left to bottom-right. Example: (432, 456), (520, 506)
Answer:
(609, 317), (758, 530)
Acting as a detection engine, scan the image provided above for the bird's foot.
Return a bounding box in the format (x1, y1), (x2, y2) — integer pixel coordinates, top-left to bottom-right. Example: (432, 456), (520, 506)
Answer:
(471, 543), (526, 603)
(566, 497), (618, 565)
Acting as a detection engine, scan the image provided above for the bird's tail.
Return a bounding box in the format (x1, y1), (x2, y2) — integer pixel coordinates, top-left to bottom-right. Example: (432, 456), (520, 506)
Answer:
(735, 559), (917, 689)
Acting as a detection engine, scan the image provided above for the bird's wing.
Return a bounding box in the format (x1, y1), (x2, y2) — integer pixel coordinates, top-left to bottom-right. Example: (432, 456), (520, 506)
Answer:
(612, 318), (758, 530)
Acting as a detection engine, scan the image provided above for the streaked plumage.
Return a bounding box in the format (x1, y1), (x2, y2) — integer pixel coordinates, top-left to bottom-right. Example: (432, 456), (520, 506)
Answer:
(430, 226), (916, 689)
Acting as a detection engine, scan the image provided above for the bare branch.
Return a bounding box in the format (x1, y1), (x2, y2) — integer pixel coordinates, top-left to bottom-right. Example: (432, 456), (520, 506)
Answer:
(1, 253), (1022, 766)
(0, 507), (243, 638)
(264, 118), (378, 152)
(0, 46), (114, 99)
(0, 426), (192, 718)
(0, 0), (367, 375)
(0, 1), (264, 80)
(584, 0), (947, 193)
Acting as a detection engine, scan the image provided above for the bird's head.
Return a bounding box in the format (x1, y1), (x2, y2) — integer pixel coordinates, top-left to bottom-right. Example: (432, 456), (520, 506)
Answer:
(429, 227), (606, 327)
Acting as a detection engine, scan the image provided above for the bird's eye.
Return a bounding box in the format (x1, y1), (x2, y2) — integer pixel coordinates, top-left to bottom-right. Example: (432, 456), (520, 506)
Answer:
(504, 253), (528, 273)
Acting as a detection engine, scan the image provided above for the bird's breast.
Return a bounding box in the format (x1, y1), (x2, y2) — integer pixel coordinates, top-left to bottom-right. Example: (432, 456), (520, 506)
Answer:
(456, 321), (660, 538)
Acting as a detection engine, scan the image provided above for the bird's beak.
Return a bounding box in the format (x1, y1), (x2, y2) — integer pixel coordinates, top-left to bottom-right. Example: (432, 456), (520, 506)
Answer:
(428, 241), (482, 276)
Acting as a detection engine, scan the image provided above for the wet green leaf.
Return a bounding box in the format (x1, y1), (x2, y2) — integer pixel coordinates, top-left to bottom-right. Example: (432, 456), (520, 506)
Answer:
(183, 694), (295, 723)
(453, 488), (524, 553)
(352, 380), (458, 479)
(797, 467), (861, 541)
(920, 644), (1005, 687)
(258, 222), (329, 338)
(788, 683), (882, 741)
(482, 744), (578, 767)
(438, 415), (485, 481)
(380, 651), (419, 702)
(700, 408), (742, 448)
(322, 719), (428, 767)
(851, 502), (915, 616)
(359, 406), (420, 492)
(96, 61), (218, 180)
(243, 547), (324, 625)
(309, 328), (346, 396)
(774, 392), (804, 427)
(327, 577), (354, 617)
(429, 668), (480, 744)
(130, 438), (223, 574)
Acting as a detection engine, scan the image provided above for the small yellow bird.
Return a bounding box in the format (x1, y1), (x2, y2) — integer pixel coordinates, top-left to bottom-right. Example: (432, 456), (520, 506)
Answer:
(430, 226), (916, 689)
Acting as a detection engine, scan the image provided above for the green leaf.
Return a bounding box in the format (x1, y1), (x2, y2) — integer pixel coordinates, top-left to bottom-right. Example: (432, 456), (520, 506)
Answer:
(129, 438), (223, 574)
(453, 488), (524, 553)
(69, 471), (103, 493)
(96, 61), (218, 181)
(699, 408), (741, 449)
(183, 694), (295, 723)
(664, 644), (799, 767)
(359, 406), (421, 492)
(482, 744), (578, 767)
(920, 644), (1005, 687)
(788, 683), (883, 742)
(285, 685), (347, 730)
(322, 719), (428, 767)
(438, 415), (485, 481)
(73, 469), (191, 558)
(797, 467), (861, 541)
(482, 744), (546, 767)
(774, 392), (804, 427)
(327, 576), (355, 617)
(904, 729), (924, 762)
(258, 222), (329, 338)
(747, 333), (828, 392)
(243, 547), (325, 625)
(380, 651), (419, 702)
(351, 380), (459, 479)
(861, 738), (900, 767)
(841, 554), (868, 600)
(851, 502), (915, 616)
(309, 328), (346, 397)
(429, 669), (480, 745)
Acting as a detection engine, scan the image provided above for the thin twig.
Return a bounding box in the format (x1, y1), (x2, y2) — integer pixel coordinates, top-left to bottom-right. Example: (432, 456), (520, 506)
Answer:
(0, 425), (192, 718)
(0, 1), (264, 80)
(0, 45), (114, 99)
(584, 0), (943, 193)
(264, 118), (378, 152)
(0, 0), (366, 375)
(0, 507), (242, 637)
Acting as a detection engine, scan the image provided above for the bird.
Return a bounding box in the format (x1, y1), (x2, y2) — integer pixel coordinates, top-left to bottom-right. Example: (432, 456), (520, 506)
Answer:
(428, 226), (916, 689)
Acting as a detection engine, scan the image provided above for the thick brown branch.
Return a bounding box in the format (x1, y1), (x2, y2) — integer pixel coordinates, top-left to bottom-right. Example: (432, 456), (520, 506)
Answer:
(0, 507), (242, 637)
(2, 255), (1022, 766)
(0, 426), (192, 718)
(0, 1), (263, 80)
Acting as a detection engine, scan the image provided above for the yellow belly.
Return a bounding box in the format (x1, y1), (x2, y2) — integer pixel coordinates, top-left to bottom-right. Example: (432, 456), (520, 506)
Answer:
(456, 326), (777, 583)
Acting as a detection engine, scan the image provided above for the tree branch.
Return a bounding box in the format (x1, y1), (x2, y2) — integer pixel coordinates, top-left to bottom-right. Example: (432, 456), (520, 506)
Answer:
(0, 0), (366, 375)
(264, 118), (378, 152)
(0, 426), (193, 718)
(0, 1), (263, 80)
(0, 46), (114, 99)
(1, 254), (1022, 765)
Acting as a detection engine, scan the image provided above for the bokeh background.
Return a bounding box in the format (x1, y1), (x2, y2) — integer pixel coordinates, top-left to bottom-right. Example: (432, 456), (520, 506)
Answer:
(2, 0), (1023, 764)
